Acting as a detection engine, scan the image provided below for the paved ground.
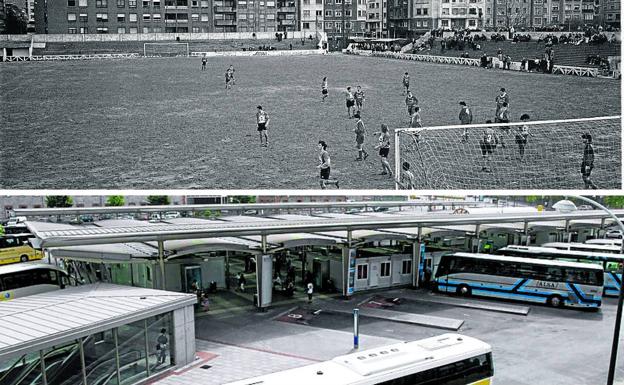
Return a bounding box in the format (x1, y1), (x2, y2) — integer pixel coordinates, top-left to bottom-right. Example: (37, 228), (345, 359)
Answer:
(2, 54), (620, 189)
(153, 288), (624, 385)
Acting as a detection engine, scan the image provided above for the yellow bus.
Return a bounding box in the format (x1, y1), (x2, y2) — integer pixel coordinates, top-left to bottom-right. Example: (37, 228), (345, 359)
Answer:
(0, 235), (43, 265)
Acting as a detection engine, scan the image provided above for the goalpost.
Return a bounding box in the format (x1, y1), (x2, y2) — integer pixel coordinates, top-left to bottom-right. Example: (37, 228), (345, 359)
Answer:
(143, 42), (190, 57)
(394, 116), (621, 190)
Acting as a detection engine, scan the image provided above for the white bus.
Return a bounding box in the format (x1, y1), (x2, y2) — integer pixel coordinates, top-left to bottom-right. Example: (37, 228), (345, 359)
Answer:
(585, 239), (623, 246)
(435, 253), (603, 309)
(0, 263), (71, 301)
(224, 334), (493, 385)
(497, 245), (623, 297)
(542, 242), (622, 255)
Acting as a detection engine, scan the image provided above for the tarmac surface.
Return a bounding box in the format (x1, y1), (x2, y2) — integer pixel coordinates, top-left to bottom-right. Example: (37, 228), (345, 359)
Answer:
(153, 288), (624, 385)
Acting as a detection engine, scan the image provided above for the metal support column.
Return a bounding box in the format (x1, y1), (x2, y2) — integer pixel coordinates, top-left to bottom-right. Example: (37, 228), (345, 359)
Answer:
(40, 350), (47, 385)
(114, 329), (121, 385)
(144, 319), (151, 377)
(256, 234), (268, 309)
(79, 337), (87, 385)
(413, 226), (422, 288)
(524, 221), (530, 245)
(158, 240), (166, 290)
(474, 224), (481, 252)
(343, 230), (353, 297)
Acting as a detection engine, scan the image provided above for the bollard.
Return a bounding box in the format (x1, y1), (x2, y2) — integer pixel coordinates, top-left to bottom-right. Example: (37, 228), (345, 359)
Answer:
(353, 308), (359, 349)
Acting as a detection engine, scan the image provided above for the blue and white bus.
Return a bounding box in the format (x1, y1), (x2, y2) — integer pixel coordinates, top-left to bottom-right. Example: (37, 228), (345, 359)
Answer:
(542, 242), (622, 255)
(498, 245), (623, 297)
(434, 253), (603, 309)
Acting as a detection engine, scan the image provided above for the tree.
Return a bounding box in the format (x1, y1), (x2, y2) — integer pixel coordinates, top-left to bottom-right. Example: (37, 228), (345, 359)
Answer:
(603, 196), (624, 209)
(147, 195), (170, 205)
(524, 196), (540, 204)
(0, 225), (4, 236)
(106, 196), (125, 206)
(229, 196), (257, 204)
(46, 196), (74, 208)
(4, 4), (28, 34)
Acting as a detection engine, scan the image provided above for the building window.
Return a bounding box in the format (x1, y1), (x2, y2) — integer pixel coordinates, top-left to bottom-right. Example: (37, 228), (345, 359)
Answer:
(345, 10), (352, 16)
(303, 10), (310, 17)
(68, 0), (77, 6)
(423, 8), (428, 14)
(153, 13), (161, 20)
(80, 26), (88, 33)
(79, 13), (88, 21)
(97, 27), (109, 33)
(303, 22), (310, 28)
(191, 13), (199, 21)
(143, 26), (150, 32)
(357, 264), (368, 280)
(345, 21), (351, 29)
(68, 27), (77, 33)
(118, 26), (126, 32)
(117, 0), (125, 6)
(96, 0), (108, 6)
(153, 26), (162, 32)
(143, 0), (150, 7)
(129, 0), (137, 6)
(442, 7), (449, 14)
(192, 26), (200, 32)
(468, 19), (476, 26)
(335, 10), (342, 16)
(68, 13), (77, 21)
(129, 27), (138, 33)
(267, 0), (275, 5)
(143, 14), (151, 21)
(200, 13), (208, 21)
(325, 21), (332, 28)
(117, 13), (125, 21)
(129, 13), (138, 21)
(380, 262), (391, 277)
(325, 10), (332, 16)
(423, 20), (428, 26)
(401, 260), (412, 275)
(96, 13), (109, 21)
(153, 0), (161, 7)
(416, 8), (421, 14)
(239, 13), (247, 19)
(266, 13), (275, 19)
(200, 0), (209, 6)
(79, 0), (88, 6)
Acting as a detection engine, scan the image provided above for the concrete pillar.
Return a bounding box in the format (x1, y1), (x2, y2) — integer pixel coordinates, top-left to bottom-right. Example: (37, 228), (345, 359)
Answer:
(474, 224), (481, 252)
(524, 221), (530, 246)
(173, 305), (196, 367)
(158, 240), (166, 290)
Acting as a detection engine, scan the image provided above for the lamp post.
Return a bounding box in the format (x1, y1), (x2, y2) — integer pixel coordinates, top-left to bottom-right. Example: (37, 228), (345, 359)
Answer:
(571, 195), (624, 385)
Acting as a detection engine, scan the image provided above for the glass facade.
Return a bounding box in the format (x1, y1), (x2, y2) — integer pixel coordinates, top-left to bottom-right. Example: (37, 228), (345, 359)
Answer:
(0, 313), (174, 385)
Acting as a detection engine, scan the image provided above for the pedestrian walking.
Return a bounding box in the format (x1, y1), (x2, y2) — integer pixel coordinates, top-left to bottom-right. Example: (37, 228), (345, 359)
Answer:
(156, 328), (168, 364)
(238, 272), (246, 292)
(307, 282), (314, 303)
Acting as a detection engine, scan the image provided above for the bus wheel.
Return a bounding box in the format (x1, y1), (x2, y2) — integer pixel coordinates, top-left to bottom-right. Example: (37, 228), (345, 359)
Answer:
(548, 295), (564, 308)
(20, 255), (28, 263)
(456, 285), (472, 297)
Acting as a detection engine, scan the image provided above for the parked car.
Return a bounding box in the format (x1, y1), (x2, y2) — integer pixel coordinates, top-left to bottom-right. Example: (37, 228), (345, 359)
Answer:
(606, 229), (623, 239)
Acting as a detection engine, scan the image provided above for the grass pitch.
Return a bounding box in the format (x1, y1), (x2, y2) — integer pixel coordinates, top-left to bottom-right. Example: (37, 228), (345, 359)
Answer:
(1, 54), (620, 189)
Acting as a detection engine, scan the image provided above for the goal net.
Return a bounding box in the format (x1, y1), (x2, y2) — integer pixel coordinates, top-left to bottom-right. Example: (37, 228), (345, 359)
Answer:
(143, 42), (189, 57)
(395, 116), (621, 190)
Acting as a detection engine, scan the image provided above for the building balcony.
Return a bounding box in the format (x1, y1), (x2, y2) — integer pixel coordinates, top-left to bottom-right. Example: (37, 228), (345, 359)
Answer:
(165, 19), (189, 23)
(215, 6), (236, 12)
(215, 19), (237, 25)
(278, 6), (296, 12)
(279, 19), (296, 25)
(164, 5), (188, 9)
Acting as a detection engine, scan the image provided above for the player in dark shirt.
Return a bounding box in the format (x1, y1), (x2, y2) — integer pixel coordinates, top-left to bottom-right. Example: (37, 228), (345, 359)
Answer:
(354, 86), (365, 112)
(480, 124), (498, 173)
(317, 141), (339, 189)
(581, 132), (597, 189)
(201, 56), (207, 71)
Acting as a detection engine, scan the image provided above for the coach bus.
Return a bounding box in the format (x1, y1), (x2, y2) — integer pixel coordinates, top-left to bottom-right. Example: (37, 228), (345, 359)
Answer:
(434, 252), (603, 309)
(542, 242), (622, 255)
(224, 333), (493, 385)
(0, 234), (43, 265)
(0, 263), (72, 301)
(498, 245), (623, 297)
(585, 239), (623, 246)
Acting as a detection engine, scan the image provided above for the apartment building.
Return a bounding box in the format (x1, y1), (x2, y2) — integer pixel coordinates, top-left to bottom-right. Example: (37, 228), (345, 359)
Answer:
(324, 0), (366, 47)
(300, 0), (323, 35)
(0, 0), (6, 33)
(366, 0), (387, 37)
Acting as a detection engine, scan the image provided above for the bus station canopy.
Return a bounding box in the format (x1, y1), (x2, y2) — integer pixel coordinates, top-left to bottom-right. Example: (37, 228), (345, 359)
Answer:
(23, 209), (624, 249)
